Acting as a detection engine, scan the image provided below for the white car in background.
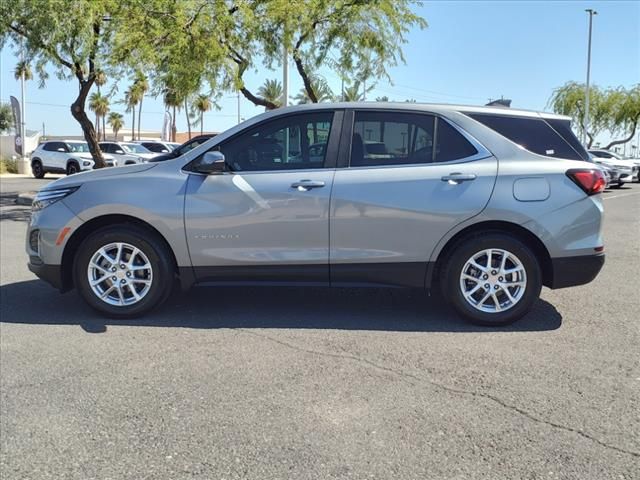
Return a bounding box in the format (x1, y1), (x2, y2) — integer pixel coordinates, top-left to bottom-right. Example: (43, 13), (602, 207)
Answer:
(99, 142), (158, 165)
(589, 149), (640, 182)
(30, 140), (116, 178)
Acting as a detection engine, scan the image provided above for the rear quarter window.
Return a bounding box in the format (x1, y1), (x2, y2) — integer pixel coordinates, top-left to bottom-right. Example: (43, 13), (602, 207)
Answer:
(466, 113), (585, 161)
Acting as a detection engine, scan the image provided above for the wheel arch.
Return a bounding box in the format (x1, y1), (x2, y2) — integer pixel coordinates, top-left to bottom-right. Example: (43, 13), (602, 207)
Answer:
(60, 214), (182, 292)
(31, 157), (42, 166)
(428, 220), (553, 289)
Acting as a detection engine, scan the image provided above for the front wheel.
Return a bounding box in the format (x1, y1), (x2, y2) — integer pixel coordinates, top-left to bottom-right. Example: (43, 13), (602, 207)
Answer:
(441, 233), (542, 326)
(32, 160), (45, 179)
(73, 225), (175, 318)
(66, 161), (80, 175)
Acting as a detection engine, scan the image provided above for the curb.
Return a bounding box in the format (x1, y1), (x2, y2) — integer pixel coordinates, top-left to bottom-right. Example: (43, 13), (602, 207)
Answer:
(15, 192), (36, 206)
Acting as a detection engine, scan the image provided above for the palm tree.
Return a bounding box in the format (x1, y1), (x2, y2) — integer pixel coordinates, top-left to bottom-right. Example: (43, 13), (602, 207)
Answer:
(293, 76), (333, 104)
(89, 92), (109, 141)
(107, 112), (124, 140)
(95, 70), (107, 94)
(133, 73), (148, 141)
(341, 80), (365, 102)
(14, 61), (33, 81)
(257, 79), (283, 110)
(124, 85), (142, 140)
(163, 89), (181, 142)
(193, 94), (212, 135)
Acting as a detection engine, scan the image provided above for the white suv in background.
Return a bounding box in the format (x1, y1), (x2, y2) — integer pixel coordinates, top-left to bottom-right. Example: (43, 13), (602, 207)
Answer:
(30, 140), (115, 178)
(99, 141), (158, 165)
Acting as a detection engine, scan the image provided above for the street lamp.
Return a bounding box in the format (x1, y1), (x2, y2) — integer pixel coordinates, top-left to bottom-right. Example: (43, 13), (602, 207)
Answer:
(583, 8), (597, 145)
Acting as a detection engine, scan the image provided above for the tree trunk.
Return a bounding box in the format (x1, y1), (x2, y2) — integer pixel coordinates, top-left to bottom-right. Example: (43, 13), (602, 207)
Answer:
(200, 111), (203, 136)
(131, 107), (136, 141)
(240, 87), (278, 110)
(102, 115), (106, 141)
(71, 80), (105, 168)
(114, 127), (119, 140)
(185, 97), (191, 140)
(293, 51), (318, 103)
(138, 95), (143, 141)
(603, 117), (639, 150)
(171, 105), (177, 142)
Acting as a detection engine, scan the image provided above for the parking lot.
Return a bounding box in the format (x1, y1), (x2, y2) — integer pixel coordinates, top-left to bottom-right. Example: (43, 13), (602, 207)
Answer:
(1, 176), (639, 479)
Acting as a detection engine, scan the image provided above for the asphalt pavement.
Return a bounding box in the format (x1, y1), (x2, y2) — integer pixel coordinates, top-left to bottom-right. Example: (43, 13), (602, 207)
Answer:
(1, 176), (639, 479)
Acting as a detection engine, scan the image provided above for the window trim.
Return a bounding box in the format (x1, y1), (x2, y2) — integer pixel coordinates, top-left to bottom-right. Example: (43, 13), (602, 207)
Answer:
(184, 110), (343, 175)
(341, 109), (492, 170)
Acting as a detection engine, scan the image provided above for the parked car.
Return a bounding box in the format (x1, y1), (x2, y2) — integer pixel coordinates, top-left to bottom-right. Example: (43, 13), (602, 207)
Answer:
(148, 134), (216, 162)
(99, 142), (158, 165)
(30, 140), (116, 178)
(27, 103), (605, 326)
(589, 149), (640, 182)
(133, 140), (176, 154)
(591, 158), (626, 188)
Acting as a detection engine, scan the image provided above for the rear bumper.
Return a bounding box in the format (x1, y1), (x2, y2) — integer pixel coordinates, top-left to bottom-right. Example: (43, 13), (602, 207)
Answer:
(549, 253), (605, 289)
(28, 259), (64, 291)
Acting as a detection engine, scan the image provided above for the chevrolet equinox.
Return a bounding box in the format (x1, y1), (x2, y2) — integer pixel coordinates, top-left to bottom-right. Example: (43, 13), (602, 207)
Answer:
(27, 103), (605, 325)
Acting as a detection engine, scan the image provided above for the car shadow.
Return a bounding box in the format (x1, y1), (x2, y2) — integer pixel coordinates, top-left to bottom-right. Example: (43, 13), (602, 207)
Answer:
(0, 280), (563, 334)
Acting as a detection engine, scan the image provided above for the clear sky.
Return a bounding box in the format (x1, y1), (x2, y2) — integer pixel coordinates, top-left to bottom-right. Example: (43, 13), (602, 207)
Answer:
(1, 0), (638, 140)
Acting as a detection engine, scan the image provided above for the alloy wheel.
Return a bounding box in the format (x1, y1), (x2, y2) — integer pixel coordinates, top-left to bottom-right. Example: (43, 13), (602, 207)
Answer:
(459, 248), (527, 313)
(86, 242), (153, 306)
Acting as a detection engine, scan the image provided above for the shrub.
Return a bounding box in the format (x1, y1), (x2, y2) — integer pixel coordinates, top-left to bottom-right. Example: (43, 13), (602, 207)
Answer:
(0, 157), (19, 174)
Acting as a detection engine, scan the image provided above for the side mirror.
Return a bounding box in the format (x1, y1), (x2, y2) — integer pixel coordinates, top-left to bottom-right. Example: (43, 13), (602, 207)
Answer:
(57, 147), (65, 152)
(115, 150), (124, 154)
(195, 151), (227, 174)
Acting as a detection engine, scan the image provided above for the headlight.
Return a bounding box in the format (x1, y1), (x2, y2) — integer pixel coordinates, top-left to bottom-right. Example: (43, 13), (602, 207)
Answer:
(32, 186), (80, 211)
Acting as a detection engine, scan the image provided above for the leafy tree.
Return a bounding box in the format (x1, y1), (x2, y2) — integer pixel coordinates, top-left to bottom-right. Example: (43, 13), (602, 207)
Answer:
(341, 80), (373, 102)
(293, 75), (333, 104)
(0, 0), (125, 167)
(549, 82), (640, 149)
(95, 69), (107, 94)
(376, 96), (390, 102)
(124, 84), (142, 141)
(89, 92), (109, 141)
(107, 111), (124, 140)
(163, 88), (182, 142)
(0, 103), (13, 133)
(257, 79), (283, 110)
(193, 94), (212, 135)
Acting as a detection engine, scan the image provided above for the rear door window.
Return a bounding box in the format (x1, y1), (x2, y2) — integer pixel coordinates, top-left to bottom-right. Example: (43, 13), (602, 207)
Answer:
(466, 113), (584, 161)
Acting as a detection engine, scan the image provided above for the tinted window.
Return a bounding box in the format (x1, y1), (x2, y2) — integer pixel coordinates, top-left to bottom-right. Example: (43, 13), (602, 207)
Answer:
(220, 112), (334, 171)
(435, 119), (478, 162)
(350, 112), (477, 167)
(545, 119), (589, 161)
(99, 143), (113, 153)
(43, 142), (63, 152)
(468, 113), (583, 161)
(142, 143), (169, 153)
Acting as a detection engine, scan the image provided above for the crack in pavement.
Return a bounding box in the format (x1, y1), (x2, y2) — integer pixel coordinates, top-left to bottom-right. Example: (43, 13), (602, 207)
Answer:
(236, 328), (640, 459)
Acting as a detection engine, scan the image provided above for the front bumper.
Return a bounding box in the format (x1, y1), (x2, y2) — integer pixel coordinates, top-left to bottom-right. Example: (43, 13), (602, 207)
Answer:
(549, 253), (605, 289)
(28, 258), (64, 290)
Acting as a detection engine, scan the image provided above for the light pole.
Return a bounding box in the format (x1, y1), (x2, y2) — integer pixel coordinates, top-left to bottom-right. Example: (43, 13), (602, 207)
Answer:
(583, 8), (597, 146)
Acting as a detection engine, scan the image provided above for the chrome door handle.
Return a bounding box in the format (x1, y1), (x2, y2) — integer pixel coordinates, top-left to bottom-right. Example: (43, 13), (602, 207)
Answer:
(441, 173), (477, 184)
(291, 180), (326, 191)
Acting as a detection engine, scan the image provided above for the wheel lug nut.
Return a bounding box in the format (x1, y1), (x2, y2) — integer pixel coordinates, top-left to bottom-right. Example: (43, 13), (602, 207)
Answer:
(494, 285), (499, 290)
(491, 270), (497, 275)
(483, 274), (488, 280)
(120, 264), (126, 269)
(121, 279), (126, 284)
(484, 284), (490, 289)
(112, 276), (117, 281)
(499, 276), (503, 281)
(126, 272), (131, 277)
(111, 267), (116, 272)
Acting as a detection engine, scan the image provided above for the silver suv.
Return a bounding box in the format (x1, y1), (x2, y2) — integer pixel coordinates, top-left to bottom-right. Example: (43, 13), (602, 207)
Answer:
(26, 103), (605, 325)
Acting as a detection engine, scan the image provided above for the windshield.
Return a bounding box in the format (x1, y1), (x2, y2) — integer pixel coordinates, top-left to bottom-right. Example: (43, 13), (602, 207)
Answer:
(66, 142), (90, 152)
(122, 143), (151, 154)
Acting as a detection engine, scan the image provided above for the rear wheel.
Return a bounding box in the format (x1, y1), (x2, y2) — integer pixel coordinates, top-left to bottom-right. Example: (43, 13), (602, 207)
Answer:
(441, 233), (542, 326)
(73, 225), (174, 318)
(31, 160), (45, 179)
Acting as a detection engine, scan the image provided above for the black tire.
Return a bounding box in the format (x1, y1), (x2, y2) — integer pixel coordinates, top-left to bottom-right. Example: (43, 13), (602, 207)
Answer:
(441, 232), (542, 326)
(73, 225), (175, 318)
(66, 161), (80, 175)
(31, 159), (45, 179)
(611, 182), (623, 189)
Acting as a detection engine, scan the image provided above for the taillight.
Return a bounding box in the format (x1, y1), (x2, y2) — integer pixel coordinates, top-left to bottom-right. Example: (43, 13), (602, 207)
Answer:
(566, 168), (606, 195)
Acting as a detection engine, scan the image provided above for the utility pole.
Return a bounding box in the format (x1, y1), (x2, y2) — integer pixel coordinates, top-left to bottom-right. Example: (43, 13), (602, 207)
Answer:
(583, 8), (597, 146)
(237, 91), (241, 124)
(282, 42), (289, 107)
(19, 38), (27, 173)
